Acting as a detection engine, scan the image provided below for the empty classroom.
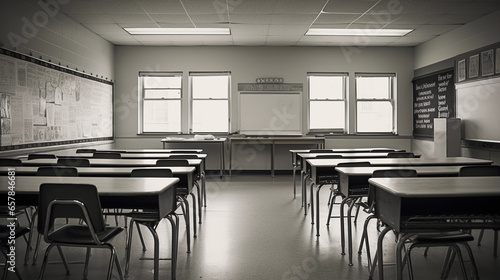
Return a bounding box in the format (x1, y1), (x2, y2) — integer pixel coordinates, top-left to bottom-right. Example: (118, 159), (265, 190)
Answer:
(2, 1), (500, 279)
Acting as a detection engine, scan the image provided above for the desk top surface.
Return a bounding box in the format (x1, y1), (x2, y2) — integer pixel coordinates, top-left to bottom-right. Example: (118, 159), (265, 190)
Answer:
(97, 149), (203, 153)
(0, 176), (179, 195)
(231, 136), (323, 141)
(0, 166), (195, 175)
(297, 152), (405, 159)
(21, 158), (202, 166)
(52, 151), (207, 159)
(290, 148), (404, 153)
(161, 137), (226, 142)
(335, 165), (464, 176)
(368, 176), (500, 197)
(306, 157), (492, 167)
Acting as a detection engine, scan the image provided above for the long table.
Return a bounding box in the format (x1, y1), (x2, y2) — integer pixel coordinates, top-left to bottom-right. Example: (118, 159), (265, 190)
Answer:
(0, 166), (201, 230)
(0, 176), (179, 280)
(161, 137), (226, 177)
(230, 136), (325, 177)
(335, 165), (467, 267)
(21, 157), (208, 209)
(305, 157), (493, 237)
(289, 148), (406, 199)
(368, 176), (500, 280)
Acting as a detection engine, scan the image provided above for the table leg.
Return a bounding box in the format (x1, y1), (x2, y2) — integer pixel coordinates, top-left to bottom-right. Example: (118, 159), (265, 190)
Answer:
(377, 227), (392, 280)
(271, 142), (275, 177)
(229, 141), (232, 176)
(315, 183), (325, 236)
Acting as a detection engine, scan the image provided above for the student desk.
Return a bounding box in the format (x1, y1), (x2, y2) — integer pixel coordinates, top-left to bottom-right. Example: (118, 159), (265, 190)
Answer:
(0, 176), (179, 280)
(230, 136), (325, 177)
(289, 148), (405, 199)
(368, 177), (500, 280)
(305, 157), (493, 237)
(22, 157), (207, 208)
(0, 166), (201, 224)
(161, 137), (226, 177)
(335, 165), (467, 266)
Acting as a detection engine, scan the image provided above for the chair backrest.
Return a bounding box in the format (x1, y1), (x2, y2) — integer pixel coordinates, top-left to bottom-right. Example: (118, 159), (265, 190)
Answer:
(370, 169), (418, 211)
(28, 153), (56, 160)
(0, 158), (23, 166)
(131, 168), (173, 177)
(37, 166), (78, 177)
(370, 149), (397, 153)
(76, 149), (97, 153)
(57, 158), (90, 167)
(93, 152), (121, 159)
(459, 165), (500, 177)
(387, 152), (415, 158)
(167, 154), (199, 159)
(156, 159), (190, 167)
(372, 169), (418, 178)
(337, 161), (371, 167)
(315, 154), (343, 159)
(38, 183), (106, 235)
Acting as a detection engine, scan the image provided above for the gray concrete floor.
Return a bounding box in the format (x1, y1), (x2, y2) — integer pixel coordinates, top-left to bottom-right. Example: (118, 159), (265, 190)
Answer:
(7, 174), (499, 279)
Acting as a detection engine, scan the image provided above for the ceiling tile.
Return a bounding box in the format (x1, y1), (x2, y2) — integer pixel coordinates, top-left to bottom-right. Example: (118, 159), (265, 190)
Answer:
(231, 25), (270, 36)
(268, 25), (309, 36)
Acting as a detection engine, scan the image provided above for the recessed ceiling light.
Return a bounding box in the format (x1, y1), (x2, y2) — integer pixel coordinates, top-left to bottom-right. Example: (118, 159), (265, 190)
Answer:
(124, 27), (231, 35)
(305, 28), (413, 37)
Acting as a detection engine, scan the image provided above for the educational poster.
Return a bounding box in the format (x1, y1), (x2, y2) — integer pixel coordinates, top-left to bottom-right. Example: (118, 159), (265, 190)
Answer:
(0, 48), (113, 150)
(481, 49), (494, 77)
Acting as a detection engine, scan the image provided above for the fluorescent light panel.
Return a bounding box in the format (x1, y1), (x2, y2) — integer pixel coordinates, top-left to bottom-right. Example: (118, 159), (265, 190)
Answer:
(306, 28), (413, 36)
(124, 27), (231, 35)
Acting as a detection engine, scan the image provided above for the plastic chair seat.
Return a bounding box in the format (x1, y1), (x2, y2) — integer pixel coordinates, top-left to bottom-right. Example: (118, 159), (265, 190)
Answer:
(48, 225), (123, 245)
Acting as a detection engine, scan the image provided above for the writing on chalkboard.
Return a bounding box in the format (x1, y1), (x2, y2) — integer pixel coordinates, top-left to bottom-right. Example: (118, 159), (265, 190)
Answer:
(413, 69), (455, 138)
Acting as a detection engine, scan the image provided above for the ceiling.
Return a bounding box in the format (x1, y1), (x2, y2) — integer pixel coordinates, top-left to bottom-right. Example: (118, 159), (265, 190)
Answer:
(34, 0), (500, 47)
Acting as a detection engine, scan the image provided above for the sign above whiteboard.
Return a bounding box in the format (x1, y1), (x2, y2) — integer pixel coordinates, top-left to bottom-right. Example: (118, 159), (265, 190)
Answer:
(237, 83), (303, 91)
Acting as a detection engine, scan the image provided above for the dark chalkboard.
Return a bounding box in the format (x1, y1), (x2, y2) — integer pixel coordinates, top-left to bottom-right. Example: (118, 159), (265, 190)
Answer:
(412, 68), (455, 138)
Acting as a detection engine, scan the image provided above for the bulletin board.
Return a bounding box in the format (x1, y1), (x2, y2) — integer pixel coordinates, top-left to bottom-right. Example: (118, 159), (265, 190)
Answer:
(0, 48), (113, 151)
(412, 68), (455, 139)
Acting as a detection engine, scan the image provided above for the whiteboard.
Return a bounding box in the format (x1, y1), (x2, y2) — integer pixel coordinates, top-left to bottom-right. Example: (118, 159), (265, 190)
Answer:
(456, 76), (500, 142)
(239, 92), (302, 135)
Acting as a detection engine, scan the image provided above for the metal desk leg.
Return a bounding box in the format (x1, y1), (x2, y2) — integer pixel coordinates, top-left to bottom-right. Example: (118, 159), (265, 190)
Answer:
(219, 142), (224, 178)
(229, 141), (232, 176)
(271, 142), (275, 177)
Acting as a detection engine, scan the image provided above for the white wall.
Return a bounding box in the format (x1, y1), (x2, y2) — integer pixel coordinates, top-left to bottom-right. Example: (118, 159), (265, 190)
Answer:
(114, 46), (414, 170)
(413, 10), (500, 162)
(0, 0), (114, 80)
(0, 0), (114, 157)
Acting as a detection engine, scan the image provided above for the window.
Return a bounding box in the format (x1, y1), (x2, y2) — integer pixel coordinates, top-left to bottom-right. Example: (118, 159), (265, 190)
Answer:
(308, 73), (347, 132)
(355, 73), (396, 133)
(190, 72), (230, 133)
(139, 72), (182, 133)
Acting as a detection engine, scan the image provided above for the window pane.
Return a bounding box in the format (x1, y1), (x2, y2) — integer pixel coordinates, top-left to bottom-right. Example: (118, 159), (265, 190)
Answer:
(192, 76), (229, 98)
(310, 101), (345, 129)
(309, 76), (343, 99)
(192, 100), (228, 132)
(143, 100), (181, 132)
(144, 89), (181, 99)
(144, 76), (181, 88)
(357, 101), (393, 132)
(357, 76), (390, 99)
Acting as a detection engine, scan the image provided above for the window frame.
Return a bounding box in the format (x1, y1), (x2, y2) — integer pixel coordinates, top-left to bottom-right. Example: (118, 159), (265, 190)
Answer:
(354, 73), (397, 135)
(138, 71), (183, 134)
(189, 71), (231, 134)
(307, 72), (348, 133)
